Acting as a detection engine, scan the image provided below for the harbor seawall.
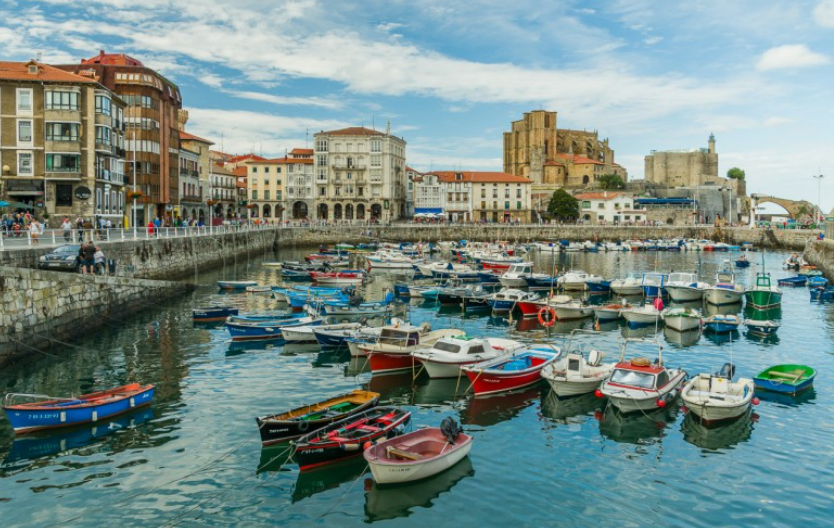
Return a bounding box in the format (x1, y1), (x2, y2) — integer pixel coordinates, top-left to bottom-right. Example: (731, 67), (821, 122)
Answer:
(804, 240), (834, 281)
(0, 266), (191, 368)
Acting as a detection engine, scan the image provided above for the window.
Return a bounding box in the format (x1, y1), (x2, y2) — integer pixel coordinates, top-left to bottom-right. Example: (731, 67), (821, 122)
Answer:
(481, 188), (486, 198)
(370, 139), (381, 152)
(17, 88), (32, 113)
(18, 120), (32, 143)
(316, 139), (328, 151)
(517, 189), (522, 198)
(56, 184), (73, 207)
(316, 154), (327, 166)
(252, 167), (258, 173)
(320, 187), (326, 196)
(252, 190), (258, 200)
(598, 203), (604, 209)
(517, 201), (522, 210)
(264, 190), (270, 200)
(95, 95), (112, 116)
(95, 125), (111, 145)
(46, 122), (80, 141)
(505, 189), (510, 198)
(492, 189), (497, 199)
(46, 154), (80, 172)
(46, 91), (79, 110)
(264, 167), (270, 173)
(505, 201), (510, 210)
(18, 152), (33, 175)
(582, 200), (591, 209)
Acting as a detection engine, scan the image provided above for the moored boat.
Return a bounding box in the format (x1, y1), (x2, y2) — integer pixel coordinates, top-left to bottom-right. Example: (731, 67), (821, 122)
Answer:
(753, 364), (815, 394)
(609, 275), (644, 296)
(777, 276), (807, 287)
(413, 336), (526, 378)
(3, 383), (155, 434)
(461, 346), (561, 396)
(192, 306), (239, 322)
(745, 319), (780, 336)
(218, 280), (258, 290)
(704, 260), (745, 306)
(664, 272), (709, 302)
(293, 406), (411, 471)
(226, 316), (320, 341)
(281, 322), (363, 344)
(703, 314), (741, 333)
(541, 331), (616, 397)
(486, 289), (540, 313)
(363, 324), (466, 374)
(681, 364), (756, 423)
(661, 306), (702, 332)
(745, 273), (782, 309)
(364, 418), (473, 485)
(255, 389), (380, 446)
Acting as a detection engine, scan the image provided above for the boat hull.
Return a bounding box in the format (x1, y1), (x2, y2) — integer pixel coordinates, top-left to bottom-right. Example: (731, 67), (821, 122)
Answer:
(192, 307), (239, 322)
(704, 288), (744, 306)
(745, 290), (782, 309)
(4, 385), (155, 434)
(664, 316), (701, 332)
(366, 433), (473, 485)
(367, 351), (417, 374)
(666, 286), (704, 302)
(545, 376), (604, 397)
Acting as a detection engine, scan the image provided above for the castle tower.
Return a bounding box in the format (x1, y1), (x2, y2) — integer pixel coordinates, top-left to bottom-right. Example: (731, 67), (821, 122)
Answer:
(708, 133), (716, 154)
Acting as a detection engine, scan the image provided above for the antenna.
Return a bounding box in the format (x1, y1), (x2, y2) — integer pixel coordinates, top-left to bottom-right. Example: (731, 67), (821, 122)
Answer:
(36, 51), (42, 62)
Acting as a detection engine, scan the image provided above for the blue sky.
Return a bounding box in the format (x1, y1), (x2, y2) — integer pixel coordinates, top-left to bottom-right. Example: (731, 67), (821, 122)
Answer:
(1, 0), (833, 213)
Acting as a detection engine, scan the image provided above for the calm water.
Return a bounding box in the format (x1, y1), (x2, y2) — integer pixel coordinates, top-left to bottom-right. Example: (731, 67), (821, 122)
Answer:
(1, 247), (832, 527)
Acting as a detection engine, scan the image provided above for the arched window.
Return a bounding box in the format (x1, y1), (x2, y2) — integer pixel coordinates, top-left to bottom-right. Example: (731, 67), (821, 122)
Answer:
(345, 203), (353, 220)
(263, 204), (272, 218)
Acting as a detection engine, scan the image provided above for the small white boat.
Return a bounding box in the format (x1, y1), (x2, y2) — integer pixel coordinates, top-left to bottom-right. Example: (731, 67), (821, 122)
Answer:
(281, 322), (362, 343)
(261, 262), (284, 268)
(553, 300), (594, 321)
(598, 339), (687, 413)
(413, 336), (525, 378)
(486, 289), (540, 313)
(557, 270), (590, 291)
(594, 302), (626, 321)
(745, 319), (780, 336)
(704, 260), (744, 306)
(610, 275), (644, 296)
(499, 262), (535, 288)
(362, 324), (466, 373)
(364, 420), (473, 485)
(661, 306), (702, 332)
(621, 303), (663, 327)
(541, 330), (617, 397)
(664, 272), (710, 302)
(681, 365), (755, 422)
(246, 285), (272, 293)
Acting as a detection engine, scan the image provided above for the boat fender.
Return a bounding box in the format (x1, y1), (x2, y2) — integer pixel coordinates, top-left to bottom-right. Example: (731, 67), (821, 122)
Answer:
(538, 306), (557, 327)
(341, 443), (361, 452)
(752, 397), (760, 406)
(298, 420), (309, 432)
(594, 388), (603, 399)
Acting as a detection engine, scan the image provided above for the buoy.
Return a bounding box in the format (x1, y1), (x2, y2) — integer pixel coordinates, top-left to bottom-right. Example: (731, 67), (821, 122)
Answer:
(363, 441), (372, 451)
(594, 388), (603, 398)
(656, 397), (667, 408)
(752, 397), (760, 406)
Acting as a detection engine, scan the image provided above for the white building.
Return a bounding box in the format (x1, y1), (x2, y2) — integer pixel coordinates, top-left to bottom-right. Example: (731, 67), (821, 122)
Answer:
(313, 125), (407, 222)
(575, 192), (645, 225)
(177, 147), (207, 222)
(413, 172), (445, 218)
(285, 148), (314, 220)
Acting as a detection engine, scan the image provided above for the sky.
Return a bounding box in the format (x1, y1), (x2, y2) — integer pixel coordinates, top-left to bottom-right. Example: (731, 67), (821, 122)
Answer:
(1, 0), (833, 213)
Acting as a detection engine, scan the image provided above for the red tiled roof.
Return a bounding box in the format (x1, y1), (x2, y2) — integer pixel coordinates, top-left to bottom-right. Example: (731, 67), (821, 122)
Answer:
(555, 153), (604, 165)
(431, 171), (532, 184)
(227, 154), (267, 163)
(231, 167), (248, 177)
(290, 148), (313, 155)
(0, 60), (98, 84)
(574, 192), (624, 201)
(236, 180), (247, 189)
(320, 126), (382, 136)
(248, 157), (313, 165)
(82, 50), (144, 67)
(179, 131), (214, 145)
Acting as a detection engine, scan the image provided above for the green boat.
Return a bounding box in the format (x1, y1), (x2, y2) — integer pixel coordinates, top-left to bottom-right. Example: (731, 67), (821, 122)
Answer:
(753, 364), (816, 394)
(745, 273), (782, 309)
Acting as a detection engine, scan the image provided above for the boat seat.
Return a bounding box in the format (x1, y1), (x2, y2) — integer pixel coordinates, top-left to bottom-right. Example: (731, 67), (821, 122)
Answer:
(710, 377), (730, 394)
(386, 446), (425, 461)
(358, 425), (381, 433)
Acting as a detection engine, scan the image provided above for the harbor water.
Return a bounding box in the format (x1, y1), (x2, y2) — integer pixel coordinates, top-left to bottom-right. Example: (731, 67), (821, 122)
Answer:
(0, 247), (832, 527)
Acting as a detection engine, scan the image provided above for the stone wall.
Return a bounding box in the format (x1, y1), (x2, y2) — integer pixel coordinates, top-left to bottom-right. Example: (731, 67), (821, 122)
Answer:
(803, 240), (834, 281)
(0, 228), (279, 280)
(0, 266), (190, 367)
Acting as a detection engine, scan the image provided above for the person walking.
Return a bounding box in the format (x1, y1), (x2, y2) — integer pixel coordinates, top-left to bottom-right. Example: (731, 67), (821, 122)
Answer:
(62, 217), (72, 242)
(29, 218), (41, 245)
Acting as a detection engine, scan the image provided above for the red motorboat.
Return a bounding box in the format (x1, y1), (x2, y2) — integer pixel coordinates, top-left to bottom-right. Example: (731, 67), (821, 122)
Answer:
(516, 294), (572, 317)
(309, 271), (365, 285)
(460, 347), (561, 396)
(481, 260), (514, 271)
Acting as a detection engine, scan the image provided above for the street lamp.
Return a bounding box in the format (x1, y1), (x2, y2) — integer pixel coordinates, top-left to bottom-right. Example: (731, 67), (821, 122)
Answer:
(812, 174), (824, 224)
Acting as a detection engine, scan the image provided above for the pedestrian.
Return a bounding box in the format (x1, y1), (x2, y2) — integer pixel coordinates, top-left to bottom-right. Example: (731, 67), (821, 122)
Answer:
(76, 216), (84, 242)
(62, 217), (72, 242)
(29, 219), (40, 245)
(147, 220), (155, 237)
(94, 246), (105, 275)
(81, 241), (95, 275)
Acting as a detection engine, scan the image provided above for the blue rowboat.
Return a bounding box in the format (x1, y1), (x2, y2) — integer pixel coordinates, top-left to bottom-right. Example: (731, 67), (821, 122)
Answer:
(227, 316), (321, 341)
(777, 276), (807, 287)
(321, 300), (392, 317)
(810, 286), (834, 302)
(704, 314), (740, 333)
(585, 279), (611, 294)
(807, 276), (829, 288)
(2, 383), (155, 435)
(735, 259), (751, 268)
(218, 280), (258, 290)
(754, 364), (815, 394)
(393, 283), (410, 296)
(227, 312), (305, 323)
(281, 269), (313, 281)
(193, 306), (239, 322)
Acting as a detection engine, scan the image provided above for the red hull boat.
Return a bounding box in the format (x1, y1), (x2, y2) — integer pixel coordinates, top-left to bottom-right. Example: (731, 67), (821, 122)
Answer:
(367, 352), (417, 375)
(461, 347), (561, 396)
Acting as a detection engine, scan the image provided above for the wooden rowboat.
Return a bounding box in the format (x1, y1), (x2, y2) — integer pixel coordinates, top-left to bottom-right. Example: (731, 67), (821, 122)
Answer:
(364, 419), (473, 485)
(3, 383), (155, 434)
(255, 389), (380, 446)
(753, 364), (816, 394)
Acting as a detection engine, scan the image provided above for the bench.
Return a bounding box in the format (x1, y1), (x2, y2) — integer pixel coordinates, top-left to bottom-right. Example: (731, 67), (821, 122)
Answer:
(386, 446), (425, 461)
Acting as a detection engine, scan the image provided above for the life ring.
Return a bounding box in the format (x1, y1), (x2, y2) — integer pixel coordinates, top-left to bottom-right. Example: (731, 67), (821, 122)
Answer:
(538, 306), (557, 327)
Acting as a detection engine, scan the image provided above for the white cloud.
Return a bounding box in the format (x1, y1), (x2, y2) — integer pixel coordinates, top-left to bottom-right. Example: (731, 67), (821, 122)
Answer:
(763, 116), (792, 127)
(644, 36), (663, 45)
(756, 44), (830, 71)
(814, 0), (834, 28)
(224, 90), (344, 110)
(376, 22), (405, 33)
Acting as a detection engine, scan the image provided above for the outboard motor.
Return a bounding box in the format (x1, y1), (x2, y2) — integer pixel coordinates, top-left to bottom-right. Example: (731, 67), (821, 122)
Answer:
(440, 417), (463, 444)
(715, 362), (736, 380)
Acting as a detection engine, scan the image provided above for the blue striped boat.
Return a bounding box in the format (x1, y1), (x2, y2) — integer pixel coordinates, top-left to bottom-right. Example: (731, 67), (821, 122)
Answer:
(227, 312), (306, 324)
(192, 306), (239, 322)
(3, 383), (155, 434)
(227, 316), (322, 341)
(217, 280), (258, 290)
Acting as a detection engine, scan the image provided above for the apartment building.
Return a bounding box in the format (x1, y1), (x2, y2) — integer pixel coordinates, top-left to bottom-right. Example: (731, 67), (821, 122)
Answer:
(178, 147), (206, 222)
(313, 125), (406, 222)
(57, 50), (184, 226)
(432, 171), (533, 222)
(0, 60), (126, 225)
(575, 191), (645, 224)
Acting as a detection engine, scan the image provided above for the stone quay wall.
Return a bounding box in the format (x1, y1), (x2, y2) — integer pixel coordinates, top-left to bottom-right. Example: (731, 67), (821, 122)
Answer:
(0, 228), (279, 280)
(803, 240), (834, 281)
(276, 225), (820, 251)
(0, 266), (190, 368)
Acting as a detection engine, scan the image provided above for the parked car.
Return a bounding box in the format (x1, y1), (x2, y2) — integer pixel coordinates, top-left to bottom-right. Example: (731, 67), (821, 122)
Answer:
(37, 244), (81, 272)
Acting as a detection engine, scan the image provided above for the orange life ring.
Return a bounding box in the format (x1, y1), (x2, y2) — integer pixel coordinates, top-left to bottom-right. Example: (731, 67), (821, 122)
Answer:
(538, 306), (557, 327)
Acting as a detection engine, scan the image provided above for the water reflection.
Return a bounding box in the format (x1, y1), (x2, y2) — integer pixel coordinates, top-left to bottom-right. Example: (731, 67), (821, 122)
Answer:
(293, 456), (368, 504)
(755, 387), (817, 407)
(461, 386), (544, 427)
(540, 392), (600, 424)
(597, 403), (680, 445)
(744, 305), (782, 321)
(703, 329), (740, 346)
(3, 407), (155, 466)
(363, 457), (475, 523)
(620, 324), (662, 339)
(744, 330), (780, 345)
(345, 357), (371, 377)
(257, 444), (295, 474)
(704, 302), (743, 316)
(680, 411), (756, 451)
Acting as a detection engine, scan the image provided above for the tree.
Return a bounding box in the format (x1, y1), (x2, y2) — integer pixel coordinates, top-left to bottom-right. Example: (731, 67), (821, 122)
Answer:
(599, 173), (625, 190)
(727, 167), (745, 180)
(547, 189), (579, 221)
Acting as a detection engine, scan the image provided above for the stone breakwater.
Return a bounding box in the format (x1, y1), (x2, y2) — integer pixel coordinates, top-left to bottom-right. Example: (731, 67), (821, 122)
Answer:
(0, 266), (190, 368)
(803, 240), (834, 281)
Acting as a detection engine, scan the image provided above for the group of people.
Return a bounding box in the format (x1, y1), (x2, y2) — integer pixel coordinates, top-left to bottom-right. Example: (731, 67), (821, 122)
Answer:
(76, 241), (107, 275)
(2, 212), (44, 242)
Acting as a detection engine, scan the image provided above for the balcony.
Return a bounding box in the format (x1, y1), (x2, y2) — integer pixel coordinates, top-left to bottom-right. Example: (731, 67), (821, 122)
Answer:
(44, 170), (82, 181)
(180, 194), (203, 203)
(333, 164), (366, 170)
